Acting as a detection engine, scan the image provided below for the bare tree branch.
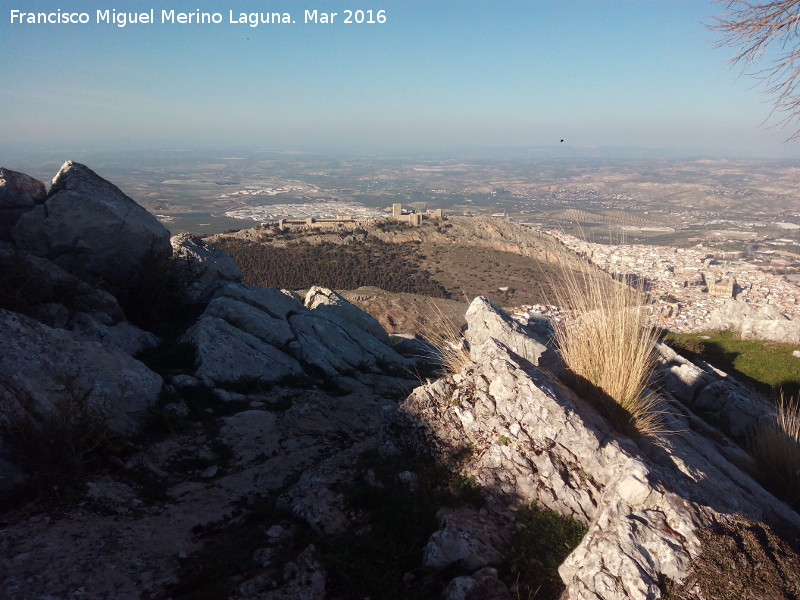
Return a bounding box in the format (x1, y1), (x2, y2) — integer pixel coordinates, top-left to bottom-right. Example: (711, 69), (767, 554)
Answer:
(710, 0), (800, 139)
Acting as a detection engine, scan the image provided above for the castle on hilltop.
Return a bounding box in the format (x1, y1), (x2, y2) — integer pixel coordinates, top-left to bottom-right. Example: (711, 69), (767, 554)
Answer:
(268, 203), (444, 231)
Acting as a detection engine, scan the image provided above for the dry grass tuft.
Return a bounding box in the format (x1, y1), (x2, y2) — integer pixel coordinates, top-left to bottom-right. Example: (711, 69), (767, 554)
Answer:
(418, 301), (471, 376)
(548, 254), (668, 439)
(750, 392), (800, 508)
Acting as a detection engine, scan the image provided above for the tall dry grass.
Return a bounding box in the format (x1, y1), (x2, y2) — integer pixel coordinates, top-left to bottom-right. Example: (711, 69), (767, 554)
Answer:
(549, 256), (667, 439)
(750, 392), (800, 507)
(418, 301), (471, 376)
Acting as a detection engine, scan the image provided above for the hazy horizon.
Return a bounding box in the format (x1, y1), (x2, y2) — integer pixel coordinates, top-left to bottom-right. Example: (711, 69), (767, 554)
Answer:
(3, 1), (800, 161)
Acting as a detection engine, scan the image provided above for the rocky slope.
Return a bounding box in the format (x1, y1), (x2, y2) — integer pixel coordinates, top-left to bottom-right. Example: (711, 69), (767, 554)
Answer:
(0, 162), (798, 600)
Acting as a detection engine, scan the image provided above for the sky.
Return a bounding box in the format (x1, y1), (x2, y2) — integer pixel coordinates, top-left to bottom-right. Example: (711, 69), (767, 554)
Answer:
(2, 0), (800, 158)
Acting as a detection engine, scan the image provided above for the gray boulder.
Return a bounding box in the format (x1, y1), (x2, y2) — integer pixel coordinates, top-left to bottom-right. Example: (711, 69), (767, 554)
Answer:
(180, 316), (303, 385)
(289, 309), (410, 376)
(0, 309), (162, 437)
(442, 567), (513, 600)
(305, 286), (390, 343)
(423, 507), (511, 571)
(216, 282), (304, 319)
(186, 283), (410, 383)
(0, 243), (157, 355)
(464, 296), (547, 365)
(742, 317), (800, 344)
(170, 233), (242, 303)
(655, 342), (774, 444)
(12, 161), (171, 284)
(204, 296), (295, 349)
(708, 298), (800, 344)
(0, 168), (46, 241)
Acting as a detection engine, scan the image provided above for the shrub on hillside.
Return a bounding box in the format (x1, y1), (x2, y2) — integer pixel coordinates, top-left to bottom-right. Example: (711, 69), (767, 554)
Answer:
(749, 393), (800, 509)
(550, 258), (667, 439)
(213, 238), (449, 297)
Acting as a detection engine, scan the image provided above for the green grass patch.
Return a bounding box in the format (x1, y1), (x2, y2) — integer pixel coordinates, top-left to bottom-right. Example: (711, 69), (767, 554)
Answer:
(664, 331), (800, 397)
(507, 503), (587, 599)
(319, 450), (488, 599)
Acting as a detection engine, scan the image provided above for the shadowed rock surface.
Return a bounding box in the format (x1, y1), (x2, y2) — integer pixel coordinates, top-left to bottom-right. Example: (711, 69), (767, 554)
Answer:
(12, 161), (171, 284)
(0, 168), (46, 241)
(171, 232), (243, 303)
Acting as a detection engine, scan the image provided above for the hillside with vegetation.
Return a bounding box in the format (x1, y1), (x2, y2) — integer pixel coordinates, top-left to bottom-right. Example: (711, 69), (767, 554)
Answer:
(210, 216), (572, 309)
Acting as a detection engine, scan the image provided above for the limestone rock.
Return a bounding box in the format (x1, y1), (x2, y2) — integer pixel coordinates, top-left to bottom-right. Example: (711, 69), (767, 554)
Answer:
(0, 168), (46, 240)
(180, 316), (302, 385)
(0, 309), (162, 437)
(288, 310), (407, 376)
(0, 451), (26, 493)
(67, 313), (160, 356)
(12, 161), (171, 284)
(655, 341), (773, 444)
(203, 296), (295, 349)
(170, 233), (242, 303)
(708, 298), (800, 344)
(186, 282), (409, 384)
(390, 333), (440, 361)
(423, 507), (511, 571)
(241, 544), (327, 600)
(0, 243), (157, 354)
(400, 332), (800, 599)
(741, 317), (800, 344)
(219, 410), (281, 464)
(216, 282), (305, 320)
(305, 285), (390, 343)
(707, 298), (759, 331)
(464, 296), (547, 365)
(0, 242), (124, 322)
(442, 567), (513, 600)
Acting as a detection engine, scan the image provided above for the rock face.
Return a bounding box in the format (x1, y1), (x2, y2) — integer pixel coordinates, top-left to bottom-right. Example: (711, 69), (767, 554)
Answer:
(183, 283), (411, 385)
(171, 232), (243, 303)
(0, 168), (46, 241)
(655, 342), (774, 445)
(0, 241), (158, 355)
(0, 309), (162, 437)
(182, 315), (303, 384)
(399, 297), (800, 600)
(12, 161), (171, 284)
(305, 285), (390, 343)
(708, 298), (800, 344)
(464, 296), (547, 365)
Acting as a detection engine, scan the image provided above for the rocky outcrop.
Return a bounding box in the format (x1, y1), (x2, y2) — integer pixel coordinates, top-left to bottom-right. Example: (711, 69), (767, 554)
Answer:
(12, 161), (171, 284)
(708, 298), (800, 344)
(181, 316), (303, 384)
(171, 232), (243, 303)
(742, 317), (800, 344)
(305, 285), (390, 343)
(655, 342), (774, 444)
(464, 296), (547, 365)
(0, 242), (158, 355)
(0, 309), (162, 437)
(184, 283), (412, 385)
(399, 298), (800, 600)
(0, 168), (46, 241)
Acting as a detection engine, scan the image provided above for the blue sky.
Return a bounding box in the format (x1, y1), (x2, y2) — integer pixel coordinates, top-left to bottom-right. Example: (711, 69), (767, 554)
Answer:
(1, 1), (798, 157)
